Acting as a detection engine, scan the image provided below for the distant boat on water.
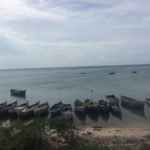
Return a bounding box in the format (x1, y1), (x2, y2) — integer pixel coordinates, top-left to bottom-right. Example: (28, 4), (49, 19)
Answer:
(132, 71), (137, 74)
(10, 89), (26, 97)
(80, 72), (87, 75)
(108, 72), (115, 75)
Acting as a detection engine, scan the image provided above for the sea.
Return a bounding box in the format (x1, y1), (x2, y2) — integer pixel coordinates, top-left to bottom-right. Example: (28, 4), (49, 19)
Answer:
(0, 64), (150, 127)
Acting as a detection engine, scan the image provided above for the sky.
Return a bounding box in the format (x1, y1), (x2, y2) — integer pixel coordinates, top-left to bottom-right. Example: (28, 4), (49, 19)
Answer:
(0, 0), (150, 69)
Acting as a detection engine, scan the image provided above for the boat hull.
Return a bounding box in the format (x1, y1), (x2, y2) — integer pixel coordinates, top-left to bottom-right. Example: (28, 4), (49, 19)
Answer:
(121, 96), (144, 109)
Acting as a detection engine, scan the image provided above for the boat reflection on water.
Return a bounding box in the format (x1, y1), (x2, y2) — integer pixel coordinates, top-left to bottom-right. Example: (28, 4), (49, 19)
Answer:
(74, 111), (86, 122)
(109, 107), (122, 120)
(99, 111), (110, 122)
(86, 111), (99, 122)
(122, 105), (145, 118)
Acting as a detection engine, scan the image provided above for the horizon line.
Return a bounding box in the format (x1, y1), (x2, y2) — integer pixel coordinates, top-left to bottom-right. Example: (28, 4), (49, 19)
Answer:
(0, 63), (150, 71)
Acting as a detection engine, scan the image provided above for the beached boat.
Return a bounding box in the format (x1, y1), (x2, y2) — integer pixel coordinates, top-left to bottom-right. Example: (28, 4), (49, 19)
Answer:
(84, 99), (98, 113)
(8, 107), (18, 118)
(17, 101), (28, 107)
(62, 104), (73, 120)
(18, 101), (40, 119)
(10, 89), (26, 97)
(28, 101), (40, 109)
(0, 101), (7, 108)
(50, 101), (64, 117)
(6, 101), (18, 118)
(146, 96), (150, 106)
(106, 95), (121, 117)
(18, 107), (33, 119)
(7, 100), (17, 108)
(0, 107), (9, 117)
(106, 95), (119, 106)
(74, 99), (86, 113)
(0, 101), (8, 117)
(121, 96), (144, 109)
(34, 102), (49, 116)
(110, 105), (122, 119)
(98, 100), (109, 114)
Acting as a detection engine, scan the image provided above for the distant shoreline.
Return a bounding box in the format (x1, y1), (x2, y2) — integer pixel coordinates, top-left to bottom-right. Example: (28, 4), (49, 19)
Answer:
(0, 63), (150, 71)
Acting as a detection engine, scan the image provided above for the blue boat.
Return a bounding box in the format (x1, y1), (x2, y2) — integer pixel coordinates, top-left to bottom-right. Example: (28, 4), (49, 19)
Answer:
(121, 96), (144, 109)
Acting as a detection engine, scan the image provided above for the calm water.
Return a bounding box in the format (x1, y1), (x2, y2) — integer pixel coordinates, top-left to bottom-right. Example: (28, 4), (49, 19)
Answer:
(0, 65), (150, 127)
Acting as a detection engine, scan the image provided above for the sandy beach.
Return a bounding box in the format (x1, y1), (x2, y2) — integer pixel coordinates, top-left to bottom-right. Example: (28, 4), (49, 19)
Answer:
(75, 126), (150, 149)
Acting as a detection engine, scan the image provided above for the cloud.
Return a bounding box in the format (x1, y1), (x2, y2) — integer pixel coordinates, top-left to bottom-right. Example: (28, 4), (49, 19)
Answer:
(0, 0), (68, 22)
(0, 0), (150, 68)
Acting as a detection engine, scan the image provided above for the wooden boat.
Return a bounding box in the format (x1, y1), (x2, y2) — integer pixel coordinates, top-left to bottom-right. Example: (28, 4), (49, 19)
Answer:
(18, 107), (33, 119)
(110, 105), (122, 119)
(106, 95), (119, 106)
(84, 99), (98, 113)
(62, 104), (73, 120)
(10, 89), (26, 97)
(6, 101), (18, 118)
(8, 107), (18, 118)
(0, 101), (7, 108)
(34, 102), (49, 116)
(74, 99), (86, 113)
(121, 96), (144, 109)
(146, 96), (150, 106)
(98, 100), (109, 114)
(7, 100), (17, 108)
(17, 101), (28, 107)
(0, 101), (8, 117)
(106, 95), (121, 118)
(50, 101), (63, 117)
(18, 101), (40, 119)
(28, 101), (40, 109)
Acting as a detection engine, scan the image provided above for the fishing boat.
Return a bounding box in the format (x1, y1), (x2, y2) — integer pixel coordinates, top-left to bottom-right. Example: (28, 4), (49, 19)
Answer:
(84, 99), (98, 113)
(17, 101), (28, 107)
(121, 96), (144, 109)
(106, 95), (121, 118)
(18, 101), (40, 119)
(7, 100), (17, 108)
(10, 89), (26, 97)
(0, 101), (8, 117)
(18, 107), (33, 119)
(98, 100), (109, 114)
(34, 102), (49, 116)
(28, 101), (40, 109)
(106, 95), (119, 106)
(7, 101), (18, 118)
(0, 101), (7, 108)
(146, 96), (150, 106)
(110, 105), (122, 119)
(74, 99), (86, 113)
(50, 101), (64, 117)
(62, 104), (73, 120)
(8, 107), (18, 118)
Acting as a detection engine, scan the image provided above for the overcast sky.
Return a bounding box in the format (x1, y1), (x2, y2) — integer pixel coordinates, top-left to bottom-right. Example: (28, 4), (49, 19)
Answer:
(0, 0), (150, 69)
